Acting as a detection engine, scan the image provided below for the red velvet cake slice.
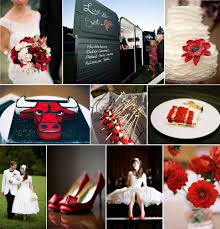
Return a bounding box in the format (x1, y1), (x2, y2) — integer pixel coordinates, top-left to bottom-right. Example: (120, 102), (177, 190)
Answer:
(166, 101), (203, 127)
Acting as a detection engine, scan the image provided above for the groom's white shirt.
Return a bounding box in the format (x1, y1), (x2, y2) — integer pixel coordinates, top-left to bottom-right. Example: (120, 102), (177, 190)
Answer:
(1, 169), (21, 195)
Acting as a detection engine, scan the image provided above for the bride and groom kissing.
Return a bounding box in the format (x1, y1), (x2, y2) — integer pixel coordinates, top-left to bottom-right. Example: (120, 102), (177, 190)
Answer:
(0, 0), (61, 84)
(1, 161), (39, 220)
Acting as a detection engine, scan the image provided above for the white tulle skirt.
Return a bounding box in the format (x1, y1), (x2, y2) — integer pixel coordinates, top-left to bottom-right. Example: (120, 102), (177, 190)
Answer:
(107, 186), (162, 207)
(12, 186), (40, 214)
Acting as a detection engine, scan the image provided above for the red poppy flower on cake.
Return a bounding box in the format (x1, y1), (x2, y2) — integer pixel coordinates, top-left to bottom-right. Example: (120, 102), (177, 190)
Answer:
(182, 39), (211, 66)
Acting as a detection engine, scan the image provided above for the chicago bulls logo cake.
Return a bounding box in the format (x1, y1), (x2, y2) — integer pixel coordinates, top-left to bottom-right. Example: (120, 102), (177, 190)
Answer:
(1, 96), (90, 144)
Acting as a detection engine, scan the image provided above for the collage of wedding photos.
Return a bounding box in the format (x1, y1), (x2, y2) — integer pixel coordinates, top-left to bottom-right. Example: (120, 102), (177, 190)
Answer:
(0, 0), (220, 229)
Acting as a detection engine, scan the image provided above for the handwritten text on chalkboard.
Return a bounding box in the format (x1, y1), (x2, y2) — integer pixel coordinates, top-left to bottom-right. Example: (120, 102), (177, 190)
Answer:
(83, 3), (113, 31)
(85, 44), (114, 66)
(83, 3), (109, 18)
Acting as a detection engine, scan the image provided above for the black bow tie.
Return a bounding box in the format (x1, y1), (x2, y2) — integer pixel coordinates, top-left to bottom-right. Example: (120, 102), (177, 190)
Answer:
(9, 170), (14, 172)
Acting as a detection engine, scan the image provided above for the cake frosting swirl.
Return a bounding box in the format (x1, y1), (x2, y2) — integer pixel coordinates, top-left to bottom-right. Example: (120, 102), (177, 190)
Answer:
(165, 6), (218, 83)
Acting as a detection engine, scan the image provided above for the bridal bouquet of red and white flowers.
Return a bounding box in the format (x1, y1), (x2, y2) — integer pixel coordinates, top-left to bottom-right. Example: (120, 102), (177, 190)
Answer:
(164, 146), (220, 209)
(10, 36), (51, 73)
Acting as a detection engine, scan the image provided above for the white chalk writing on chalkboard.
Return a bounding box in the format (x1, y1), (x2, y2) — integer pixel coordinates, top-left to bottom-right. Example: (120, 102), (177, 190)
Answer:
(85, 43), (114, 66)
(85, 17), (114, 31)
(83, 3), (109, 18)
(85, 17), (100, 27)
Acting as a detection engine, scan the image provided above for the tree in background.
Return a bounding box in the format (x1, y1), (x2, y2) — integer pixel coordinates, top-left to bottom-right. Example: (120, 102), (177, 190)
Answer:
(0, 0), (39, 16)
(0, 146), (46, 176)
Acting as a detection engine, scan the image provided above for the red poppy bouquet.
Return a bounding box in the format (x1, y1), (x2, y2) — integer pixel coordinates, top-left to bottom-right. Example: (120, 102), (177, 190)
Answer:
(11, 36), (51, 73)
(164, 146), (219, 209)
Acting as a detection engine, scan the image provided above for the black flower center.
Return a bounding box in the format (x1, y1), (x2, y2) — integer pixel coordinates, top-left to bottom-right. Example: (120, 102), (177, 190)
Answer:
(191, 46), (199, 52)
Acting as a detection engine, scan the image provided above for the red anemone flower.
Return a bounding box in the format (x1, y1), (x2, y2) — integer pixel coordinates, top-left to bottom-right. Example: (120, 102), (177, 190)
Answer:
(182, 39), (211, 65)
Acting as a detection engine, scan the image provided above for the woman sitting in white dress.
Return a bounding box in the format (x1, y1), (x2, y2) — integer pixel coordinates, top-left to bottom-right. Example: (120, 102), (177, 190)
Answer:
(12, 165), (39, 221)
(0, 0), (53, 84)
(107, 158), (162, 220)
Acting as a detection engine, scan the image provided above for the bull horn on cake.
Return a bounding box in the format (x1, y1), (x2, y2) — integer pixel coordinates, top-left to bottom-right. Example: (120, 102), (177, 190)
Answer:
(60, 97), (79, 113)
(15, 96), (37, 115)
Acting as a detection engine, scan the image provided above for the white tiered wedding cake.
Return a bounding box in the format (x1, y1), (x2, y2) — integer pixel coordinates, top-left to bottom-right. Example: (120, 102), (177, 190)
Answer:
(165, 0), (218, 83)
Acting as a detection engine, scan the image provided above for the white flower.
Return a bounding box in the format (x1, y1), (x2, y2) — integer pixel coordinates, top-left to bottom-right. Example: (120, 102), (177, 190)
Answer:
(15, 42), (30, 51)
(22, 62), (34, 74)
(18, 48), (32, 64)
(46, 47), (51, 54)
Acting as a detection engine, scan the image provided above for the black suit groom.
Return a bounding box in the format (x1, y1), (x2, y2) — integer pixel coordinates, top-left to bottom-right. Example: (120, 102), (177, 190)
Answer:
(39, 0), (62, 84)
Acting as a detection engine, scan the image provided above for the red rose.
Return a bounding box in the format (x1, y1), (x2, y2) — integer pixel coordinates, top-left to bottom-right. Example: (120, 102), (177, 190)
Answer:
(41, 65), (48, 71)
(28, 46), (41, 55)
(166, 168), (188, 193)
(182, 39), (211, 65)
(20, 37), (34, 43)
(34, 63), (41, 70)
(46, 56), (51, 63)
(19, 63), (25, 68)
(34, 52), (47, 64)
(10, 47), (20, 64)
(188, 180), (218, 208)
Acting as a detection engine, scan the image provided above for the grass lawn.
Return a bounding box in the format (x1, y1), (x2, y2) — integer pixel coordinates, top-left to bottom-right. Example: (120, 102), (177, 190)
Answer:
(0, 174), (46, 229)
(0, 52), (12, 84)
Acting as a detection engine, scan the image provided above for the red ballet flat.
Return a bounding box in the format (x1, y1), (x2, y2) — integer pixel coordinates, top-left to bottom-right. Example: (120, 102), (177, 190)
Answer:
(60, 170), (105, 214)
(48, 171), (89, 212)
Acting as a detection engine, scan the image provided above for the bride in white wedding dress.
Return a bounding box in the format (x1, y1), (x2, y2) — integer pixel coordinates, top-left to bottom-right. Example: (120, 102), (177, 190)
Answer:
(107, 158), (162, 220)
(0, 0), (53, 84)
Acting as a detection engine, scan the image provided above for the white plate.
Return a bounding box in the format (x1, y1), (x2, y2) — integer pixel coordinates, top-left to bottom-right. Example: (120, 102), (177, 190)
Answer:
(150, 98), (220, 139)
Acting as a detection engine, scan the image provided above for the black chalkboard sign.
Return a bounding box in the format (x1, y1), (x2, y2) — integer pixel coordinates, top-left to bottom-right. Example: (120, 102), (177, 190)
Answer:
(75, 38), (120, 83)
(74, 0), (120, 39)
(74, 0), (120, 83)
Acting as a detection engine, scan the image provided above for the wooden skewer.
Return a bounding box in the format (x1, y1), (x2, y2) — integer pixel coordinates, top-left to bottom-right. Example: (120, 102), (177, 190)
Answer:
(130, 114), (140, 138)
(125, 115), (137, 133)
(105, 132), (113, 141)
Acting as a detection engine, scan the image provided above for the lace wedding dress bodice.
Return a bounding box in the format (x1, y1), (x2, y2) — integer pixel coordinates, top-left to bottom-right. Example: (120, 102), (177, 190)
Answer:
(0, 11), (53, 84)
(129, 171), (146, 189)
(0, 12), (40, 50)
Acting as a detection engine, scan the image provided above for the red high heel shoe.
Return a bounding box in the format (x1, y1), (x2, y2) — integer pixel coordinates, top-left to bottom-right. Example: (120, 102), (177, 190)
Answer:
(60, 170), (105, 214)
(128, 210), (134, 220)
(48, 171), (89, 211)
(138, 213), (145, 220)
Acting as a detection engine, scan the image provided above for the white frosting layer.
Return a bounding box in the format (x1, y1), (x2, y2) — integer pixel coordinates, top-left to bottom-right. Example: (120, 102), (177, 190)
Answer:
(165, 6), (218, 83)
